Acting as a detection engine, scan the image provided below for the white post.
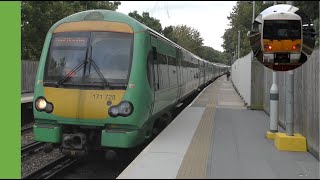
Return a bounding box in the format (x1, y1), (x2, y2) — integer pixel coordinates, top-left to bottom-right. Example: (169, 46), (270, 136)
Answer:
(270, 71), (279, 132)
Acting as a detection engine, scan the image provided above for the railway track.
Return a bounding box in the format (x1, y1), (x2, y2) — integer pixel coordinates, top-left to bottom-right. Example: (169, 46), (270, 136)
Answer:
(21, 125), (34, 134)
(22, 155), (79, 179)
(22, 141), (46, 158)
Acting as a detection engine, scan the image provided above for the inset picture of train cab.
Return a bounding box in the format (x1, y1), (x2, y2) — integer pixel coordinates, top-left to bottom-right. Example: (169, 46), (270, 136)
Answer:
(249, 4), (316, 71)
(262, 12), (302, 64)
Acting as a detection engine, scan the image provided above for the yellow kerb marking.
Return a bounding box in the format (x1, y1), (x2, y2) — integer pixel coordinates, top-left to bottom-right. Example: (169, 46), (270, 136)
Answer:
(54, 21), (133, 34)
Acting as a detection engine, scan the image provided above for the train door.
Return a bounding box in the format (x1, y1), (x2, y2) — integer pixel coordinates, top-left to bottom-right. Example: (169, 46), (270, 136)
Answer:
(150, 35), (160, 115)
(199, 61), (204, 85)
(198, 60), (201, 87)
(204, 63), (207, 83)
(176, 48), (182, 100)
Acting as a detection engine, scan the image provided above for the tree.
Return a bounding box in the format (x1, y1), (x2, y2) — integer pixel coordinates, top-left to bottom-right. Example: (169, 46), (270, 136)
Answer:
(163, 25), (230, 64)
(222, 1), (272, 58)
(164, 25), (203, 55)
(197, 46), (231, 64)
(128, 11), (162, 33)
(163, 25), (177, 42)
(22, 1), (121, 61)
(198, 46), (220, 62)
(295, 1), (319, 46)
(294, 1), (319, 21)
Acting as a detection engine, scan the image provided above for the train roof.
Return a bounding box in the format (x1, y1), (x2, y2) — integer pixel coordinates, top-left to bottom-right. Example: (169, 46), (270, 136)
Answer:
(262, 11), (301, 21)
(255, 4), (299, 24)
(48, 10), (147, 33)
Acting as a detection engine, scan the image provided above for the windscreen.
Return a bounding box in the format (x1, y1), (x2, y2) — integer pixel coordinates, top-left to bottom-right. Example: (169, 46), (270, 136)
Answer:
(263, 20), (301, 40)
(44, 31), (133, 86)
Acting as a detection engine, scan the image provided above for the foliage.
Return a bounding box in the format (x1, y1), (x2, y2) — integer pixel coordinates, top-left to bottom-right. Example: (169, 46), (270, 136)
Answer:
(163, 25), (177, 42)
(222, 1), (272, 59)
(163, 25), (228, 64)
(197, 46), (226, 64)
(294, 1), (319, 21)
(163, 25), (204, 56)
(128, 11), (162, 33)
(21, 1), (121, 61)
(295, 1), (319, 47)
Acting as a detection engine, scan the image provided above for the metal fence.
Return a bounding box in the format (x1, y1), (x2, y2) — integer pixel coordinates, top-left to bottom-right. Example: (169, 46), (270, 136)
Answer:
(21, 60), (39, 93)
(232, 48), (319, 159)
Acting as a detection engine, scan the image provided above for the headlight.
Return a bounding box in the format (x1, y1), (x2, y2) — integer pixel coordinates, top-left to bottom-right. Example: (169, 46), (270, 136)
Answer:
(118, 101), (133, 116)
(35, 97), (54, 113)
(108, 106), (119, 117)
(36, 98), (47, 110)
(108, 101), (134, 117)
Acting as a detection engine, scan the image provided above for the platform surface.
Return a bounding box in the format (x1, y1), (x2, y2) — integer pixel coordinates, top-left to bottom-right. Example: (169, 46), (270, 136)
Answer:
(117, 76), (319, 179)
(21, 93), (33, 104)
(207, 108), (319, 179)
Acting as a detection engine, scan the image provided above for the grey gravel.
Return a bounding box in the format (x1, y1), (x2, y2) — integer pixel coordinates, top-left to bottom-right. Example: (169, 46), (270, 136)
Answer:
(22, 148), (63, 178)
(21, 131), (34, 147)
(21, 122), (35, 146)
(21, 122), (34, 131)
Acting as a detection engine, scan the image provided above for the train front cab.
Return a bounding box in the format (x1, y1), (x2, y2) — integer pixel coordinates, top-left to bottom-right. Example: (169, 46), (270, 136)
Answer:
(33, 11), (157, 156)
(261, 12), (302, 64)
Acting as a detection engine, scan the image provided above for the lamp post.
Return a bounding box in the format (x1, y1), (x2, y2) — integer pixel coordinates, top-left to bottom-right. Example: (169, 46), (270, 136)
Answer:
(238, 31), (240, 58)
(244, 1), (256, 26)
(252, 1), (256, 27)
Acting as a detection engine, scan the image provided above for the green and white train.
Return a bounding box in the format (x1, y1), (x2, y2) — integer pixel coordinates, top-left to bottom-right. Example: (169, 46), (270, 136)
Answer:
(33, 10), (228, 156)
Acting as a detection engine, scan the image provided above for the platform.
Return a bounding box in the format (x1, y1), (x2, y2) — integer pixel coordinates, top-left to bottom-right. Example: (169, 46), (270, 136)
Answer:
(117, 75), (319, 179)
(21, 93), (33, 104)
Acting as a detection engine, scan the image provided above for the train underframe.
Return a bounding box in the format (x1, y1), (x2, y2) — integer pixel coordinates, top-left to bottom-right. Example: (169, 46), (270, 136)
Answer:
(36, 106), (180, 158)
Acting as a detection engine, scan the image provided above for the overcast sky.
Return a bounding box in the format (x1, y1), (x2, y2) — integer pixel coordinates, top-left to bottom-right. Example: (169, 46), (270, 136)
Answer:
(117, 1), (237, 52)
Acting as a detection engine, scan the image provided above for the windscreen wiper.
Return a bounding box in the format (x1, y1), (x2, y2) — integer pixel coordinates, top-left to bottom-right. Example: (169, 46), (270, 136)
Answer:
(88, 46), (111, 89)
(58, 46), (90, 86)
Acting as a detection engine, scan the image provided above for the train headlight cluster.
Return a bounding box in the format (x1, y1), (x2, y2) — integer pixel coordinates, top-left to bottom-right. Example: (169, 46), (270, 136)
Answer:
(108, 101), (134, 117)
(35, 97), (54, 113)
